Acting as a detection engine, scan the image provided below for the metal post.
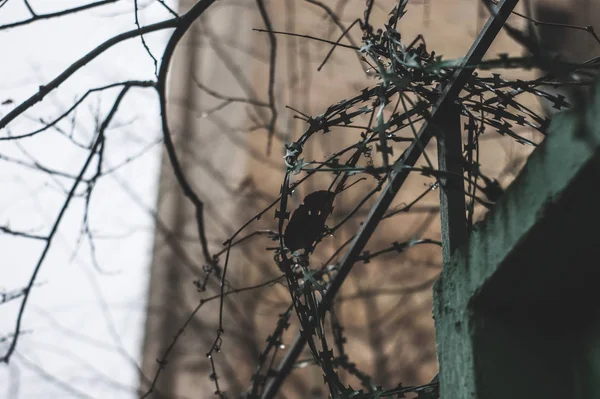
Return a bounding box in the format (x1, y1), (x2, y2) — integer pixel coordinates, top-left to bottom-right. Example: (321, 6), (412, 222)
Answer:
(436, 104), (467, 261)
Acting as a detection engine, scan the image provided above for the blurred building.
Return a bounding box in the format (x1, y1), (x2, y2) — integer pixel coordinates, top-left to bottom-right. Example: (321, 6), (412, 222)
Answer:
(139, 0), (597, 397)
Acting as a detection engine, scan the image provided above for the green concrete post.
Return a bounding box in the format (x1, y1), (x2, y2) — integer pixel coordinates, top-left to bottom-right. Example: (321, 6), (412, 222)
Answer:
(434, 80), (600, 399)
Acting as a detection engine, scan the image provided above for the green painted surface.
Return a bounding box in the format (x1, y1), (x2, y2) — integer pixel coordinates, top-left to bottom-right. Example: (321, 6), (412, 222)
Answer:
(434, 80), (600, 398)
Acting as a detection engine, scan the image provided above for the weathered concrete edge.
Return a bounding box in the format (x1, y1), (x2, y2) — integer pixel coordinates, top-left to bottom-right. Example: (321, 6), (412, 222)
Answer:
(433, 80), (600, 398)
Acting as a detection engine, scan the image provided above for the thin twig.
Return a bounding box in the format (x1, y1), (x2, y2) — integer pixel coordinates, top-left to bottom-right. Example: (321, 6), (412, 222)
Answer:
(0, 0), (119, 31)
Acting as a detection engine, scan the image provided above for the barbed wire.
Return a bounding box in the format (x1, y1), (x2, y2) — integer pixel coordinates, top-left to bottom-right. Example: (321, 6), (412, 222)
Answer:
(2, 0), (600, 398)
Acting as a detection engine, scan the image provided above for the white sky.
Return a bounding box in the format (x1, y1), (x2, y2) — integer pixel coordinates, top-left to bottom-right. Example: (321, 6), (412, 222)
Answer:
(0, 1), (178, 397)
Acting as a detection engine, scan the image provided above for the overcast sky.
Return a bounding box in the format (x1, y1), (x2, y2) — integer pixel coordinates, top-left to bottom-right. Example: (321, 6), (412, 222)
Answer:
(0, 1), (178, 397)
